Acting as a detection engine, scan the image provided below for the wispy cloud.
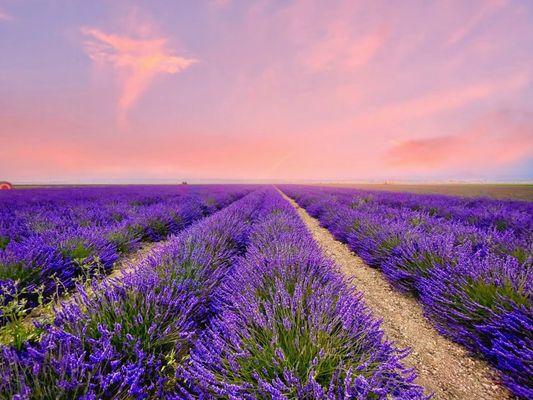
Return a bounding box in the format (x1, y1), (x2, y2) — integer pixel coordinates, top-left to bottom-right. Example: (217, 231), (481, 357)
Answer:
(0, 9), (13, 21)
(388, 135), (469, 168)
(446, 0), (507, 46)
(81, 26), (197, 119)
(304, 26), (387, 72)
(209, 0), (232, 9)
(352, 72), (530, 127)
(386, 110), (533, 171)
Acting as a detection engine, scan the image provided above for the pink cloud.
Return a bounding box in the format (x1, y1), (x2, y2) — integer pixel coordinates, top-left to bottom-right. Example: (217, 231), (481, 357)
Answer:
(1, 126), (294, 181)
(386, 111), (533, 171)
(305, 27), (387, 72)
(2, 1), (533, 183)
(81, 26), (197, 117)
(0, 9), (13, 21)
(387, 135), (469, 167)
(446, 0), (508, 46)
(346, 28), (388, 69)
(298, 2), (387, 73)
(346, 72), (530, 132)
(209, 0), (232, 9)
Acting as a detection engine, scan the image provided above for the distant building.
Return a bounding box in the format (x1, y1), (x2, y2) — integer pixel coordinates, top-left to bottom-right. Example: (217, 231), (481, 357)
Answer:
(0, 181), (13, 190)
(181, 181), (188, 185)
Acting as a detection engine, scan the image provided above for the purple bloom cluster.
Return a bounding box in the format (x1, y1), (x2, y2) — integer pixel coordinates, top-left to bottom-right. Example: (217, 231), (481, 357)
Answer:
(0, 189), (266, 399)
(183, 190), (427, 399)
(0, 185), (251, 316)
(0, 188), (427, 399)
(282, 185), (532, 398)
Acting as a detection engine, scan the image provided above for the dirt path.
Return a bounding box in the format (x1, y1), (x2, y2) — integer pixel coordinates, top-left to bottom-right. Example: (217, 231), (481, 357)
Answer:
(278, 189), (511, 400)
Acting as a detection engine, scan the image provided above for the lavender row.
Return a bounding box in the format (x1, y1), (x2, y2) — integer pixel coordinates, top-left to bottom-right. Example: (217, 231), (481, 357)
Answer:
(184, 189), (426, 399)
(282, 185), (532, 398)
(299, 187), (533, 242)
(0, 189), (427, 399)
(0, 189), (267, 399)
(0, 185), (251, 318)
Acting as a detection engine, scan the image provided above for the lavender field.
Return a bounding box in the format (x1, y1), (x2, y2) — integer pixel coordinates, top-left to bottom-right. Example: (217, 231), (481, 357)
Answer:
(0, 187), (428, 399)
(282, 185), (532, 398)
(3, 0), (533, 398)
(0, 186), (251, 340)
(0, 185), (530, 399)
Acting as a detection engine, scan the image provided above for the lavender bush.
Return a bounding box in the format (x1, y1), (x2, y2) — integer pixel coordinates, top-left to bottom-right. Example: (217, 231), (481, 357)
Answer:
(0, 188), (427, 399)
(0, 185), (251, 324)
(183, 191), (426, 399)
(0, 189), (266, 399)
(282, 185), (532, 398)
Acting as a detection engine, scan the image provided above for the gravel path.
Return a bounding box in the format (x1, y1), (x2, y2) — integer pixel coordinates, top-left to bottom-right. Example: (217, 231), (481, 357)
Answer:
(279, 189), (511, 400)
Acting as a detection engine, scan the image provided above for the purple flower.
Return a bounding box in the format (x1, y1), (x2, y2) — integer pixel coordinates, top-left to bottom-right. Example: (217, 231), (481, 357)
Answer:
(282, 185), (532, 398)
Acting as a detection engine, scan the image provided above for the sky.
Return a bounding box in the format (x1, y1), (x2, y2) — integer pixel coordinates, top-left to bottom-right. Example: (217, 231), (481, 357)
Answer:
(0, 0), (532, 183)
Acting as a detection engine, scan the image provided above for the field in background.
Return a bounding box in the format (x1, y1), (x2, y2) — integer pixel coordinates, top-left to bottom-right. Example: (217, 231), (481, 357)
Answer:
(13, 184), (533, 201)
(321, 183), (533, 201)
(2, 184), (531, 398)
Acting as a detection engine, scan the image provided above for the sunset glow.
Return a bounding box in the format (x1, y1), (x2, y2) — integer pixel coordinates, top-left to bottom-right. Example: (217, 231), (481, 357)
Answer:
(1, 0), (532, 183)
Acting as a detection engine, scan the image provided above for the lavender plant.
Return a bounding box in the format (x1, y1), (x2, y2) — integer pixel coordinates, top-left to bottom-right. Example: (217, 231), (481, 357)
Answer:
(282, 185), (532, 398)
(0, 185), (251, 324)
(0, 189), (428, 399)
(0, 189), (265, 399)
(184, 192), (426, 399)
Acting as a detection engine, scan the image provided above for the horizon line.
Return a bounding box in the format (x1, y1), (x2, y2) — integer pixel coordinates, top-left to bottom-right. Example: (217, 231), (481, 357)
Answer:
(7, 179), (533, 186)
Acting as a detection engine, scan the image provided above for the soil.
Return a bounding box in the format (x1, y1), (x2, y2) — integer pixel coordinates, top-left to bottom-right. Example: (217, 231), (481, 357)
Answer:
(279, 189), (512, 400)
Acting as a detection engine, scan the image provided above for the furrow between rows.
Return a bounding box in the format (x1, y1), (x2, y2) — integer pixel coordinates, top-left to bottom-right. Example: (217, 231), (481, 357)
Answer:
(278, 188), (510, 400)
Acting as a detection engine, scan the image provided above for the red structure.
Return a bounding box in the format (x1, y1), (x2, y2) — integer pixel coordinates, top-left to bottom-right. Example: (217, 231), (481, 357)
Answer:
(0, 181), (13, 190)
